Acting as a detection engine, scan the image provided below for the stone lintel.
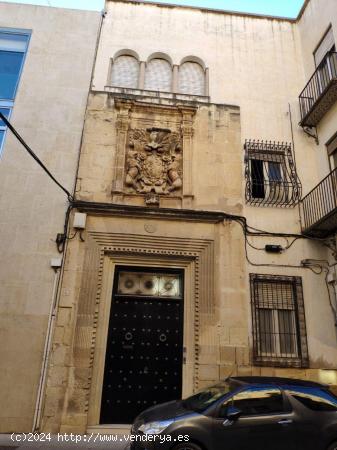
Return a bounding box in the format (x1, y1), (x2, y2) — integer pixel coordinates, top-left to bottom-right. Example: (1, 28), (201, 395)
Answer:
(72, 200), (236, 224)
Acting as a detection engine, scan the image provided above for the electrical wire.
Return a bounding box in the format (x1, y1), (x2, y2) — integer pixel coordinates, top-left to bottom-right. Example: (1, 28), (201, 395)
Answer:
(67, 230), (78, 240)
(4, 105), (336, 325)
(324, 269), (337, 322)
(70, 199), (335, 254)
(56, 204), (73, 253)
(243, 231), (324, 272)
(2, 112), (332, 259)
(0, 112), (73, 202)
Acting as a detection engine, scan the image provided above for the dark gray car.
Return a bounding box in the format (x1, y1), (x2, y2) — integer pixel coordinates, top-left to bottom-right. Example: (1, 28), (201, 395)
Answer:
(130, 376), (337, 450)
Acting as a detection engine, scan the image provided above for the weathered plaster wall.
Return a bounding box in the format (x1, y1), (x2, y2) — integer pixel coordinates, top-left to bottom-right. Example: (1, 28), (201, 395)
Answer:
(94, 0), (322, 201)
(0, 3), (100, 432)
(298, 0), (337, 178)
(296, 0), (337, 370)
(77, 93), (242, 213)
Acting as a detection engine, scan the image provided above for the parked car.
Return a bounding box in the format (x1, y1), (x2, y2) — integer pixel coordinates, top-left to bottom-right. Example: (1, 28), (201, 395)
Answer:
(130, 376), (337, 450)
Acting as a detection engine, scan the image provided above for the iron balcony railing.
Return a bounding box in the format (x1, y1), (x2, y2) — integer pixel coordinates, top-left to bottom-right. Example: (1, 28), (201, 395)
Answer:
(299, 51), (337, 126)
(300, 167), (337, 235)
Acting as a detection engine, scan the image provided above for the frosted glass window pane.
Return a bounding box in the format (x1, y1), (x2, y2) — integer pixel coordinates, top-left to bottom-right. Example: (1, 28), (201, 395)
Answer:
(278, 310), (296, 355)
(258, 309), (275, 354)
(179, 62), (205, 95)
(144, 59), (172, 92)
(111, 55), (139, 88)
(117, 271), (182, 298)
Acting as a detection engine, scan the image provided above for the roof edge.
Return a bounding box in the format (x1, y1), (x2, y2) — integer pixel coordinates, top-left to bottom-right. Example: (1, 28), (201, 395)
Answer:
(0, 1), (101, 15)
(297, 0), (310, 21)
(107, 0), (298, 22)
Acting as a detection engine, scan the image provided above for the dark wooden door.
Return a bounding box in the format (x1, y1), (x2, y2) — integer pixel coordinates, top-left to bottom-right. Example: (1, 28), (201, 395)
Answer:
(100, 267), (184, 424)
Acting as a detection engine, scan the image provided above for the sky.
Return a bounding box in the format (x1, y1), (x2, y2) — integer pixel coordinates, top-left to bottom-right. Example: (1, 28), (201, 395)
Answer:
(0, 0), (305, 18)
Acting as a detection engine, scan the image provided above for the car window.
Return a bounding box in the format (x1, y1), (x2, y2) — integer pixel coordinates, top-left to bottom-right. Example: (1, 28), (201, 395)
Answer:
(183, 381), (235, 413)
(219, 386), (285, 417)
(287, 387), (337, 412)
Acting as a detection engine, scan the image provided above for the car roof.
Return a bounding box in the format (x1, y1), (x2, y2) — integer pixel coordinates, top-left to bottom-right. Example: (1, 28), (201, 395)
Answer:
(227, 376), (327, 389)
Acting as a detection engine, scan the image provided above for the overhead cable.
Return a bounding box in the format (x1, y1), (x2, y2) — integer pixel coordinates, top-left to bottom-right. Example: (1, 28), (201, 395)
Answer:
(0, 112), (73, 201)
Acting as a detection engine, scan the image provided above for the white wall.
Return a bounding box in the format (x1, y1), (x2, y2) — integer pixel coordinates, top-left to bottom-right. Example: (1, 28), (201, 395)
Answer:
(0, 2), (100, 432)
(298, 0), (337, 178)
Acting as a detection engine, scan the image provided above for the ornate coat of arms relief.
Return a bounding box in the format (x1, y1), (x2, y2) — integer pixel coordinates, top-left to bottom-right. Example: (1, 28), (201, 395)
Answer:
(125, 128), (183, 196)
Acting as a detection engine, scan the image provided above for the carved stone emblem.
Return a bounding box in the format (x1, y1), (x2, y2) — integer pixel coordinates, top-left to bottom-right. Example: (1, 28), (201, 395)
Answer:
(125, 128), (182, 195)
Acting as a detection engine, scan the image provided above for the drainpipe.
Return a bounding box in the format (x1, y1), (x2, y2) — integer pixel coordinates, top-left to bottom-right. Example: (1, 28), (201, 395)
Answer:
(32, 261), (62, 432)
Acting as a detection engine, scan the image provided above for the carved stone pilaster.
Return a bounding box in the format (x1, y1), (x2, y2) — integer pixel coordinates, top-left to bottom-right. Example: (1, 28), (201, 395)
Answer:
(179, 107), (197, 205)
(112, 99), (132, 194)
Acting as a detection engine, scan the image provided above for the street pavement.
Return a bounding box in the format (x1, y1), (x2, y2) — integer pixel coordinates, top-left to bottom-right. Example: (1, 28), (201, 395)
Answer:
(0, 434), (130, 450)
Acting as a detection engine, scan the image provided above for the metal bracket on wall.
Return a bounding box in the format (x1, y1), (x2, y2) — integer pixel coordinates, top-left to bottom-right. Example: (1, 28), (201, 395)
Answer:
(302, 126), (319, 145)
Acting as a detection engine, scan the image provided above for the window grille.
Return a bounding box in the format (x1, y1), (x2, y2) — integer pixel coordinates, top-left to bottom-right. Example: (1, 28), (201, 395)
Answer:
(244, 140), (302, 207)
(144, 58), (172, 92)
(178, 62), (205, 96)
(111, 55), (139, 89)
(250, 274), (309, 368)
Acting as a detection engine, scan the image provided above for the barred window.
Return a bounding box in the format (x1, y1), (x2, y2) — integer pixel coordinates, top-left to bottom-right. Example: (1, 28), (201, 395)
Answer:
(250, 274), (308, 368)
(244, 140), (302, 207)
(144, 58), (172, 92)
(111, 55), (139, 89)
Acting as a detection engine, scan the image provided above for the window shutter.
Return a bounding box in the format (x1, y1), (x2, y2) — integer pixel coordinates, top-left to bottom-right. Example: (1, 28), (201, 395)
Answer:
(111, 55), (139, 88)
(314, 27), (335, 66)
(178, 62), (205, 95)
(144, 59), (172, 92)
(327, 133), (337, 156)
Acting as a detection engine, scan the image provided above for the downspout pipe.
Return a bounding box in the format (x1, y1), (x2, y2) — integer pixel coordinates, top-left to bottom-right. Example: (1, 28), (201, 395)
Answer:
(31, 8), (106, 432)
(32, 265), (61, 432)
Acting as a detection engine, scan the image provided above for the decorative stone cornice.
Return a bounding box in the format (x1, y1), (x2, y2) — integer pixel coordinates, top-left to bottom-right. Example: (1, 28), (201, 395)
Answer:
(114, 95), (198, 116)
(72, 200), (230, 223)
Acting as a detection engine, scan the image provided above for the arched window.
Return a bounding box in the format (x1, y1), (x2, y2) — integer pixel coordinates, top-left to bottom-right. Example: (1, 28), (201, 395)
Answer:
(179, 61), (205, 96)
(111, 55), (139, 88)
(144, 58), (172, 92)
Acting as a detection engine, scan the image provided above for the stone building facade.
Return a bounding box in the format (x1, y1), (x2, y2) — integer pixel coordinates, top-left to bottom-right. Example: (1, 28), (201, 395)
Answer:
(2, 0), (337, 435)
(39, 0), (337, 433)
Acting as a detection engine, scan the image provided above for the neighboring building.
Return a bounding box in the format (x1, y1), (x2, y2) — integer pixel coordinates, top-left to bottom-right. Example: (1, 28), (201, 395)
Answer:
(0, 2), (100, 432)
(2, 0), (337, 436)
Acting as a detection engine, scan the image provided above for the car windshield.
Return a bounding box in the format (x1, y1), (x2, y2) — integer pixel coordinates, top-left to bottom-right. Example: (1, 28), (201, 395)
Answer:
(183, 381), (234, 412)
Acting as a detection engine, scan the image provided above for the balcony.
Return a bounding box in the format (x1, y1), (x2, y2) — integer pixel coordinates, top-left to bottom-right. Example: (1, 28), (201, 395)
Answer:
(299, 52), (337, 127)
(300, 167), (337, 237)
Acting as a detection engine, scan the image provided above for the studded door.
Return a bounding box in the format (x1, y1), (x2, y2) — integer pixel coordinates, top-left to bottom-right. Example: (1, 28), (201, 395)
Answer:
(100, 267), (184, 424)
